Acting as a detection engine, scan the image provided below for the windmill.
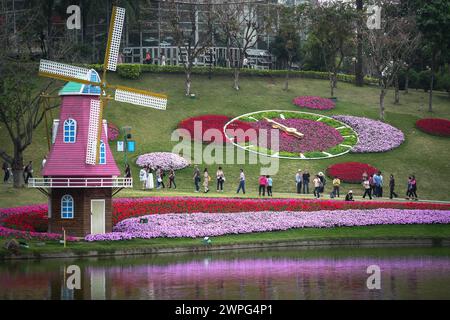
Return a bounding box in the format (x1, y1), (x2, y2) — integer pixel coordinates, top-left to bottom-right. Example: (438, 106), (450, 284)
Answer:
(38, 6), (167, 165)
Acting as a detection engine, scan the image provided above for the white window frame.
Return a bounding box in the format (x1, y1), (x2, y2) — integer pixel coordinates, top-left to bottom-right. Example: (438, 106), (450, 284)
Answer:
(63, 118), (77, 143)
(99, 140), (106, 164)
(61, 194), (74, 219)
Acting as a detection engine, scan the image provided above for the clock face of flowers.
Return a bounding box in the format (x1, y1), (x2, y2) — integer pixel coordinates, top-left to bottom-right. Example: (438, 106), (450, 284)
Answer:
(224, 110), (358, 159)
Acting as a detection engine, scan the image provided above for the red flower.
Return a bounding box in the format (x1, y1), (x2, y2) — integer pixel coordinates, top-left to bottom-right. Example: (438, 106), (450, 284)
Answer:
(416, 118), (450, 137)
(326, 162), (379, 183)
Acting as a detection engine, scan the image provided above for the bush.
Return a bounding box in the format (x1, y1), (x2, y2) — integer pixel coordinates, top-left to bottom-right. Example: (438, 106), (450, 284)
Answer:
(418, 70), (432, 92)
(416, 118), (450, 137)
(117, 64), (141, 79)
(437, 73), (450, 94)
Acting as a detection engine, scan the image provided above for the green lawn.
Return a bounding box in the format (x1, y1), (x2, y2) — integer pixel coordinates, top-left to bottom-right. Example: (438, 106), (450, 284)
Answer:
(2, 224), (450, 258)
(1, 73), (450, 208)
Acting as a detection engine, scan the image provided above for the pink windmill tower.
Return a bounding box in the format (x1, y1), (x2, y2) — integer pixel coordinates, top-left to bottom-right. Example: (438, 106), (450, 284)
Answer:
(28, 6), (167, 237)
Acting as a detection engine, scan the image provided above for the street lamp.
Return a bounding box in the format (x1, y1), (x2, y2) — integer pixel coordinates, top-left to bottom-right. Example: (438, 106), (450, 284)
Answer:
(352, 57), (357, 84)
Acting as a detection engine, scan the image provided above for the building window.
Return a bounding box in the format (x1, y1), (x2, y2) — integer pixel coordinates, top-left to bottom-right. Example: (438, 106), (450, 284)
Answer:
(99, 140), (106, 164)
(61, 195), (74, 219)
(63, 119), (77, 143)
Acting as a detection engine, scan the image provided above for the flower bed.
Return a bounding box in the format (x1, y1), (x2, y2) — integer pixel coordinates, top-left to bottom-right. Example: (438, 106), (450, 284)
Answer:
(416, 118), (450, 137)
(2, 198), (450, 232)
(135, 152), (190, 171)
(292, 96), (335, 110)
(107, 123), (120, 141)
(332, 115), (404, 153)
(85, 209), (450, 241)
(0, 226), (77, 241)
(178, 115), (253, 144)
(2, 212), (48, 232)
(326, 162), (379, 184)
(251, 118), (343, 153)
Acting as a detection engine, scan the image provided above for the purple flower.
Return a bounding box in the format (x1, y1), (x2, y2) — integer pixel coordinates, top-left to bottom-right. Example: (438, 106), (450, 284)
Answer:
(136, 152), (190, 171)
(292, 96), (335, 110)
(85, 209), (450, 241)
(332, 115), (404, 153)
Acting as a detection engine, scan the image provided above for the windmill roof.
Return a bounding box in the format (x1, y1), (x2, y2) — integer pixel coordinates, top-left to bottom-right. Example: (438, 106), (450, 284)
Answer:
(42, 95), (120, 177)
(59, 69), (102, 96)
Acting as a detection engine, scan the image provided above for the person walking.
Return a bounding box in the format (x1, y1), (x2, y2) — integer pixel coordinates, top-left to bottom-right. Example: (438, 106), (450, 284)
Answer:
(125, 164), (132, 179)
(369, 174), (376, 197)
(168, 168), (176, 189)
(362, 171), (368, 182)
(302, 170), (310, 194)
(216, 166), (225, 192)
(193, 165), (201, 192)
(345, 190), (355, 201)
(295, 169), (302, 194)
(145, 167), (154, 190)
(332, 177), (341, 198)
(236, 169), (246, 194)
(139, 166), (148, 189)
(378, 171), (384, 198)
(389, 174), (398, 199)
(203, 168), (210, 193)
(24, 161), (33, 184)
(41, 156), (47, 170)
(258, 175), (267, 196)
(318, 172), (326, 194)
(266, 175), (273, 197)
(410, 175), (418, 200)
(313, 175), (321, 198)
(2, 162), (9, 183)
(159, 167), (166, 189)
(161, 53), (166, 66)
(362, 177), (372, 200)
(144, 50), (152, 64)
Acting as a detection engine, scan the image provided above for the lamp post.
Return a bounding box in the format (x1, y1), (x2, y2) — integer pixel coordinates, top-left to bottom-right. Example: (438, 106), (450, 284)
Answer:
(352, 57), (357, 84)
(122, 126), (132, 165)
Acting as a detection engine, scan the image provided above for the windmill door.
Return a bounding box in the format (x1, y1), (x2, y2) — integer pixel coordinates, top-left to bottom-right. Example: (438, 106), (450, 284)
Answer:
(91, 200), (105, 235)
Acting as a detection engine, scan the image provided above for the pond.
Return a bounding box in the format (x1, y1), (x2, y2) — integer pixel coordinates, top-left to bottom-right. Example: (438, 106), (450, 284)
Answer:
(1, 246), (450, 300)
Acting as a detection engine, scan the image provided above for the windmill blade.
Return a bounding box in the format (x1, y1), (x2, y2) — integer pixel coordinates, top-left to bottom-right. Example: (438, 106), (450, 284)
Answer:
(39, 59), (99, 86)
(114, 85), (167, 110)
(104, 6), (125, 72)
(86, 99), (102, 165)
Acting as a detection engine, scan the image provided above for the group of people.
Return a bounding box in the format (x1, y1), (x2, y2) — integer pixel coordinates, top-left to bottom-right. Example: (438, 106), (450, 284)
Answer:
(2, 161), (34, 184)
(144, 51), (167, 66)
(192, 166), (229, 193)
(138, 165), (176, 190)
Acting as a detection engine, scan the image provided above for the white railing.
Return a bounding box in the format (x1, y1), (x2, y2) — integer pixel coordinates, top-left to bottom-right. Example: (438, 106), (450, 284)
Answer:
(28, 177), (133, 188)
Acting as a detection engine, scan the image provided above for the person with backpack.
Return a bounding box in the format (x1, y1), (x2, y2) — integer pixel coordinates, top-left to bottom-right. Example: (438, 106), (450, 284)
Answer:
(332, 177), (341, 198)
(389, 174), (398, 199)
(318, 172), (326, 193)
(313, 175), (322, 198)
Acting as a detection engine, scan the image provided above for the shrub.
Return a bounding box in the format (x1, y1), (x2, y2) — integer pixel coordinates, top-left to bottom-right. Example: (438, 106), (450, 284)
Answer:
(2, 212), (48, 232)
(117, 64), (141, 79)
(418, 70), (432, 91)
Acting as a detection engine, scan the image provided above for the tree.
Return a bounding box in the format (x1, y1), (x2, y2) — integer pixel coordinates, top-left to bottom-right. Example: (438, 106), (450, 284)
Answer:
(214, 1), (269, 90)
(364, 0), (420, 121)
(308, 1), (356, 97)
(355, 0), (364, 86)
(165, 0), (213, 96)
(270, 4), (306, 91)
(413, 0), (450, 112)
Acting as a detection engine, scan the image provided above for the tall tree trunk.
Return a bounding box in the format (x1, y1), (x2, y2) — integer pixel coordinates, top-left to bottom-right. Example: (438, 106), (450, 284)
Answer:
(394, 75), (400, 104)
(12, 144), (24, 188)
(329, 72), (335, 97)
(428, 56), (435, 112)
(379, 87), (386, 121)
(185, 69), (192, 96)
(284, 59), (291, 91)
(404, 71), (409, 94)
(355, 0), (364, 86)
(233, 67), (240, 90)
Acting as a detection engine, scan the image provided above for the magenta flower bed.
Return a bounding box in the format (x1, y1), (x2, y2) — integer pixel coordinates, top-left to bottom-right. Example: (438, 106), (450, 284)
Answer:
(0, 226), (77, 241)
(251, 118), (343, 153)
(85, 209), (450, 241)
(292, 96), (335, 110)
(333, 115), (404, 153)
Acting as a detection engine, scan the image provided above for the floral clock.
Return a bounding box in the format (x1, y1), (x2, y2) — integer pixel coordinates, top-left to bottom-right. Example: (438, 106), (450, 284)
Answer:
(223, 110), (358, 160)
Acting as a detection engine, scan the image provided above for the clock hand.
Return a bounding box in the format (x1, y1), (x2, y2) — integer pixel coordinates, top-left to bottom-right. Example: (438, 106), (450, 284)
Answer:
(263, 117), (304, 138)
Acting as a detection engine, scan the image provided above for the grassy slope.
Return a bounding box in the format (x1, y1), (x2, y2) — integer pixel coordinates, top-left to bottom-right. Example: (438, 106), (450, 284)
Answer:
(0, 73), (450, 208)
(1, 224), (450, 257)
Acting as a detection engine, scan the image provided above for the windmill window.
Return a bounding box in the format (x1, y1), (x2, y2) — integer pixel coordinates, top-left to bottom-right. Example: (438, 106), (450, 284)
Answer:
(61, 195), (74, 219)
(63, 119), (77, 143)
(99, 140), (106, 164)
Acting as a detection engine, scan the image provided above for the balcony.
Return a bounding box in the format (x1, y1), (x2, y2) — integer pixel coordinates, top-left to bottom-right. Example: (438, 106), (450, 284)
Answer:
(28, 177), (133, 189)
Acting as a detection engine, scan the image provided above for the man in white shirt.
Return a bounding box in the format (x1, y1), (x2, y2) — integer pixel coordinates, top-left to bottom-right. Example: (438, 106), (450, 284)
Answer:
(295, 169), (302, 194)
(236, 169), (246, 194)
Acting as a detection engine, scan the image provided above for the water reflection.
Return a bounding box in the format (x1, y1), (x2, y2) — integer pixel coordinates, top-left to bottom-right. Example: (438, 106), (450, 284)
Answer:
(1, 248), (450, 300)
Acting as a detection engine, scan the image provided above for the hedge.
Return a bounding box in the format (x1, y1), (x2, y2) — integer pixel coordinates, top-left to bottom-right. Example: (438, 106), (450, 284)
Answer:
(85, 63), (379, 85)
